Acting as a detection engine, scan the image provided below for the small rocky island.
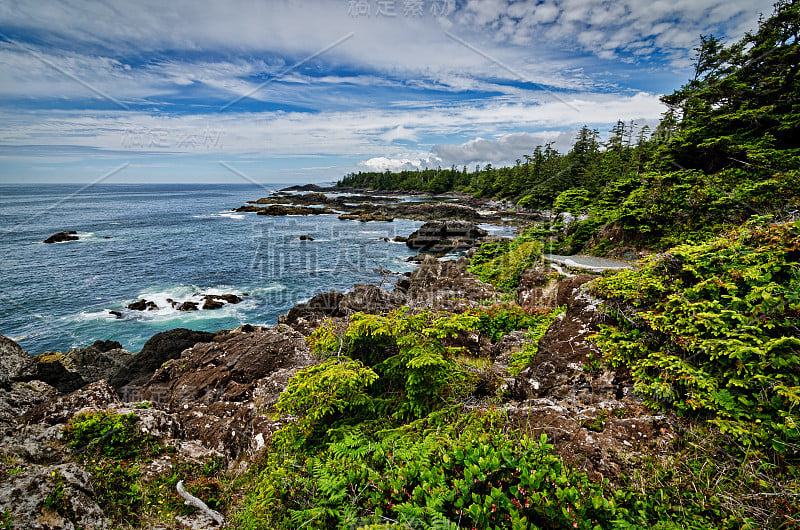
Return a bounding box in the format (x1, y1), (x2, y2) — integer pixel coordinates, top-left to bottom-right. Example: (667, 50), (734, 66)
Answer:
(43, 231), (79, 244)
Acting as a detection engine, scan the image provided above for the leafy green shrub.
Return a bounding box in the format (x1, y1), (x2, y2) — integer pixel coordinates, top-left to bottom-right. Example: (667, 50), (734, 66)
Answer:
(63, 411), (160, 460)
(469, 236), (542, 292)
(239, 410), (625, 529)
(307, 308), (483, 425)
(305, 304), (555, 429)
(591, 220), (800, 453)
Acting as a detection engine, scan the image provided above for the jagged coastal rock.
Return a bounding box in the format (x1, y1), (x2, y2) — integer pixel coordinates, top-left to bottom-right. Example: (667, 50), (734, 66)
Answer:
(406, 220), (488, 253)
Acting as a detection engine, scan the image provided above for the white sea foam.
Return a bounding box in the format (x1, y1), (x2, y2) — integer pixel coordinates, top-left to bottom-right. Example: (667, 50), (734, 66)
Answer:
(192, 210), (245, 220)
(76, 283), (284, 323)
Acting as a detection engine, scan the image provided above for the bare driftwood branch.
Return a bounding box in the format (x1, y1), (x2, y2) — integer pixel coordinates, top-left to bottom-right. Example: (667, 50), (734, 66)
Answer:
(176, 480), (224, 526)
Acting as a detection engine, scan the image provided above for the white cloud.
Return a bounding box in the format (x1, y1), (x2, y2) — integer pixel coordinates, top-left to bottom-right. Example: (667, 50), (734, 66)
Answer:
(0, 0), (773, 181)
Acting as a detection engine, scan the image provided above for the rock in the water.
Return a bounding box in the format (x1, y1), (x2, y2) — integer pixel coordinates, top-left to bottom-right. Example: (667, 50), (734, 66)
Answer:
(209, 294), (242, 304)
(108, 310), (122, 318)
(236, 204), (336, 216)
(108, 328), (216, 395)
(392, 235), (408, 243)
(177, 301), (199, 311)
(127, 299), (159, 311)
(202, 297), (224, 310)
(406, 221), (488, 253)
(337, 211), (394, 222)
(298, 234), (315, 241)
(43, 231), (78, 244)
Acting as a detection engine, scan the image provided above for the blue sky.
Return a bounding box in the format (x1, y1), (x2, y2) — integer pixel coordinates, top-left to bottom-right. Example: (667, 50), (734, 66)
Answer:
(0, 0), (774, 184)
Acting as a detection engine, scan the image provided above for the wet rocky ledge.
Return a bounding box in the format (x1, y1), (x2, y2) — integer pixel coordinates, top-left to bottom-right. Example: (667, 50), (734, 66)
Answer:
(234, 188), (547, 224)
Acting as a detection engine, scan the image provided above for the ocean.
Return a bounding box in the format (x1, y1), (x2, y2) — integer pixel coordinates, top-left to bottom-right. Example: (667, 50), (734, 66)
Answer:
(0, 183), (511, 356)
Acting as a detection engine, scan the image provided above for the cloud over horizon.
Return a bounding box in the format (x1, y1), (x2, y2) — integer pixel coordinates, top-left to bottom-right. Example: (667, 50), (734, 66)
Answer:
(0, 0), (774, 183)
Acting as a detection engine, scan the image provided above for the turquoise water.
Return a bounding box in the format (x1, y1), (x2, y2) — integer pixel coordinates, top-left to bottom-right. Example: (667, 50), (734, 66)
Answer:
(0, 184), (433, 354)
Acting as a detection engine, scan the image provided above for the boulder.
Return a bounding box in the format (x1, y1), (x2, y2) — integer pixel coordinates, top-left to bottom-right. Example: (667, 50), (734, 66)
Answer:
(127, 299), (159, 311)
(108, 328), (216, 395)
(279, 285), (404, 334)
(141, 327), (312, 459)
(58, 343), (132, 385)
(28, 356), (86, 394)
(27, 380), (122, 425)
(298, 234), (315, 241)
(43, 231), (78, 244)
(406, 221), (488, 253)
(202, 297), (224, 310)
(0, 463), (108, 530)
(400, 256), (498, 312)
(0, 335), (35, 386)
(210, 294), (242, 304)
(339, 284), (404, 315)
(177, 301), (199, 311)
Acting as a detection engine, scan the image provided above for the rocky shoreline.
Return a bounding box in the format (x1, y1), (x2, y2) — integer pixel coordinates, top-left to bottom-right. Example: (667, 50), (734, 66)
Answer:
(234, 186), (547, 224)
(0, 189), (673, 529)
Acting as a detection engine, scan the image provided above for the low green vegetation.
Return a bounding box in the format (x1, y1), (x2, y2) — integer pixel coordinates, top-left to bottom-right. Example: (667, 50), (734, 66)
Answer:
(62, 411), (232, 527)
(235, 303), (571, 528)
(590, 219), (800, 527)
(592, 220), (800, 450)
(239, 410), (626, 529)
(469, 229), (543, 292)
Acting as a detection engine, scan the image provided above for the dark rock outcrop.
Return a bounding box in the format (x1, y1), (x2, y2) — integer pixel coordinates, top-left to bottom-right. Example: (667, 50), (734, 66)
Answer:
(57, 343), (132, 385)
(235, 205), (335, 216)
(338, 211), (394, 222)
(109, 328), (216, 395)
(43, 231), (78, 244)
(279, 285), (404, 334)
(141, 327), (312, 459)
(127, 299), (159, 311)
(406, 221), (488, 253)
(516, 266), (560, 309)
(28, 356), (86, 394)
(202, 297), (224, 310)
(298, 234), (315, 241)
(400, 256), (498, 311)
(0, 335), (35, 387)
